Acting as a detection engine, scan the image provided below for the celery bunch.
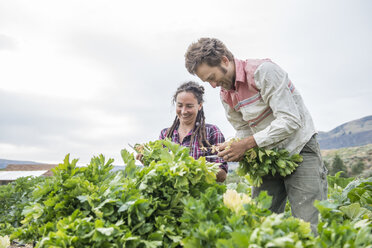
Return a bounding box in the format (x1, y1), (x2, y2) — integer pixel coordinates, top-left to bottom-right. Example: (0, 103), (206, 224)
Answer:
(237, 147), (303, 187)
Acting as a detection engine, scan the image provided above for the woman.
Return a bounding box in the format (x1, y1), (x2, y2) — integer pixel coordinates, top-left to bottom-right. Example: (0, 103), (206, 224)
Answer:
(159, 81), (228, 182)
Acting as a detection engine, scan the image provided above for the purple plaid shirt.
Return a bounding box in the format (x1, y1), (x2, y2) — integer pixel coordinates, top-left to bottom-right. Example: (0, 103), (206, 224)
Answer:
(159, 123), (228, 172)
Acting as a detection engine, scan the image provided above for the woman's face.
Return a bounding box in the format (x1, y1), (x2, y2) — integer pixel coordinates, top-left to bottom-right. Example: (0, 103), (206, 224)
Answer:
(176, 91), (202, 126)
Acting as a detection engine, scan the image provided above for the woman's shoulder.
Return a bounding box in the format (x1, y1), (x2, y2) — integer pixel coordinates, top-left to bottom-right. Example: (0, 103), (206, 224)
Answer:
(159, 127), (170, 139)
(160, 127), (169, 133)
(204, 123), (225, 143)
(204, 123), (223, 134)
(205, 123), (221, 130)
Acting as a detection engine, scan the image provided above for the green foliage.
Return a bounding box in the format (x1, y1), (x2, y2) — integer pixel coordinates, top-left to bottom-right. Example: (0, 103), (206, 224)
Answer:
(326, 171), (355, 202)
(7, 141), (220, 247)
(328, 171), (355, 188)
(342, 177), (372, 212)
(11, 154), (118, 243)
(0, 176), (46, 235)
(181, 188), (315, 248)
(133, 140), (171, 166)
(1, 140), (371, 247)
(315, 176), (372, 247)
(237, 147), (303, 187)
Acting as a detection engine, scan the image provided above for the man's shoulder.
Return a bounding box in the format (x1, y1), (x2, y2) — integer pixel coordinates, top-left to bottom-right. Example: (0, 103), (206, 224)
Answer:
(256, 60), (276, 70)
(237, 58), (274, 77)
(245, 58), (273, 68)
(254, 60), (286, 80)
(238, 58), (272, 63)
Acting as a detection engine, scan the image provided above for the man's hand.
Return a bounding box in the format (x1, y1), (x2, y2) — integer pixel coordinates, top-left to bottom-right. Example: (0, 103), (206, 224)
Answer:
(217, 136), (257, 162)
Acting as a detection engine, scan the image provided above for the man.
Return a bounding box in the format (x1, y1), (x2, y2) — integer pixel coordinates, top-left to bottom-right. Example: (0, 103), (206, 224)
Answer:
(184, 37), (328, 233)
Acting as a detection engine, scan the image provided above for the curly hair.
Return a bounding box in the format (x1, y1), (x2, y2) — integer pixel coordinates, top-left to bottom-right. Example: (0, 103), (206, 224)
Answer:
(185, 38), (234, 75)
(166, 81), (211, 148)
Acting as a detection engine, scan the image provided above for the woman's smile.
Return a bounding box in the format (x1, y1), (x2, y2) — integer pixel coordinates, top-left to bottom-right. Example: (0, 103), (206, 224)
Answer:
(176, 92), (202, 126)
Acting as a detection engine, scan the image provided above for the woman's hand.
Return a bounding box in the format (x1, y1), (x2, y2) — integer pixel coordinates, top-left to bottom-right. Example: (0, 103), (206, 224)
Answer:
(136, 153), (144, 163)
(217, 136), (257, 162)
(216, 169), (227, 183)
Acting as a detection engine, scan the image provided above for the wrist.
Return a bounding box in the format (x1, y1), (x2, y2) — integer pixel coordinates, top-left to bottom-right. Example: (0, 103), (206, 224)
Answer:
(243, 136), (257, 150)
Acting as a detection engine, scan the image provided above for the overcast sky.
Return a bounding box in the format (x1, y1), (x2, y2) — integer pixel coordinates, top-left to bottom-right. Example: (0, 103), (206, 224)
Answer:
(0, 0), (371, 165)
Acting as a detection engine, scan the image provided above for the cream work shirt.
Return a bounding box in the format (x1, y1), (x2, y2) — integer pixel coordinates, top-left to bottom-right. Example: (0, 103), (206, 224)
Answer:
(220, 59), (317, 155)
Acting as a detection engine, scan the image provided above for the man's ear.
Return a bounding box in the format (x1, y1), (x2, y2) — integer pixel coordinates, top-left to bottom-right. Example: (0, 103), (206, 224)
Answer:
(221, 56), (230, 65)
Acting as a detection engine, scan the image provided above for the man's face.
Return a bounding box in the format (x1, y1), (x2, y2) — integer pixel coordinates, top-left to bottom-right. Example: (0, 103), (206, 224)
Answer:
(195, 57), (235, 90)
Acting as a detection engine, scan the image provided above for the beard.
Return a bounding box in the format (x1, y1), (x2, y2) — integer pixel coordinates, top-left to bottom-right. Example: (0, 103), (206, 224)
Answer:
(218, 65), (234, 90)
(218, 65), (228, 74)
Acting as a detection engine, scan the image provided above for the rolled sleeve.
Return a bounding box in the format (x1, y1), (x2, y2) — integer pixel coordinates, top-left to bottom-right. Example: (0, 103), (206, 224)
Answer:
(207, 125), (228, 172)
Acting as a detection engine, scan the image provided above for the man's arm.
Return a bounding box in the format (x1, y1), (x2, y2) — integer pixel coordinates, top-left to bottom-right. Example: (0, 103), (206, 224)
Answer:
(218, 93), (257, 162)
(252, 62), (302, 148)
(220, 99), (253, 138)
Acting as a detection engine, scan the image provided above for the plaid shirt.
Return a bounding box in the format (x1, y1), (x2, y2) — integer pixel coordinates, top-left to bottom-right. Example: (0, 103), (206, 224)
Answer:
(159, 123), (228, 172)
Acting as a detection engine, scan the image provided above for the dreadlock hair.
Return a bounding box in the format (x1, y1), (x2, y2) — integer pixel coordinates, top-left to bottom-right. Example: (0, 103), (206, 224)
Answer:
(166, 81), (212, 149)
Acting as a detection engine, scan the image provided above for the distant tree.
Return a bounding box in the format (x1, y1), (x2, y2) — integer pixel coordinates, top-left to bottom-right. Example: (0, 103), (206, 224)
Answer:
(331, 154), (348, 177)
(351, 160), (365, 176)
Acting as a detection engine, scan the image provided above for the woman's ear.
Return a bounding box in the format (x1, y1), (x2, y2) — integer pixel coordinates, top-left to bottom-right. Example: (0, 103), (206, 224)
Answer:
(198, 103), (203, 111)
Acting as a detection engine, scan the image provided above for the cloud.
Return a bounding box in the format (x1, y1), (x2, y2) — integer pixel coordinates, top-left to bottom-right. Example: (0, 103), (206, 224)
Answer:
(65, 30), (237, 136)
(0, 31), (204, 164)
(0, 0), (371, 164)
(0, 34), (17, 51)
(0, 90), (138, 164)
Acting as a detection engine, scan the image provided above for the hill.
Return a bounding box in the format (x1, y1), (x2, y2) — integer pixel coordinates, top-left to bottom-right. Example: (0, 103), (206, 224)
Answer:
(318, 115), (372, 149)
(0, 159), (41, 170)
(0, 158), (128, 173)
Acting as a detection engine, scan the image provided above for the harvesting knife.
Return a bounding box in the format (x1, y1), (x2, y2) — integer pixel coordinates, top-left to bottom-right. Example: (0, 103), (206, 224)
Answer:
(205, 155), (219, 158)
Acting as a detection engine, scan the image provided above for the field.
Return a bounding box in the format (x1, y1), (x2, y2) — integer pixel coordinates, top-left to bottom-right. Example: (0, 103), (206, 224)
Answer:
(0, 140), (371, 247)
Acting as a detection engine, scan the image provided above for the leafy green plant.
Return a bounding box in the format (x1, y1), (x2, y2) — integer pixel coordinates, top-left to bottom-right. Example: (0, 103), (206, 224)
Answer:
(0, 176), (46, 235)
(181, 187), (315, 248)
(1, 139), (371, 247)
(133, 140), (167, 166)
(315, 176), (372, 247)
(9, 140), (220, 247)
(237, 147), (303, 186)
